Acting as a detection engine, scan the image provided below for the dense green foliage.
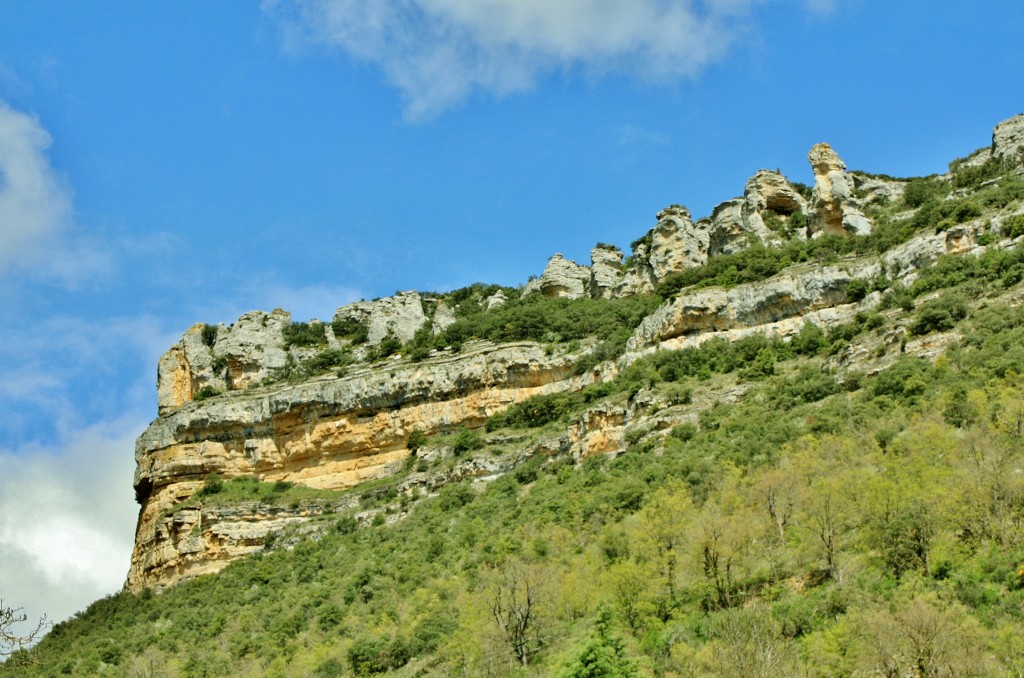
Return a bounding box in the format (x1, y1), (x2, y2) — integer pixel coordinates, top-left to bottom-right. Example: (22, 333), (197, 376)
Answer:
(330, 318), (369, 345)
(283, 321), (328, 348)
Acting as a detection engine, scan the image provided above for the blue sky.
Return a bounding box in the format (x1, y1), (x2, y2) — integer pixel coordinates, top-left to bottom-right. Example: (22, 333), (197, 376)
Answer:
(0, 0), (1021, 631)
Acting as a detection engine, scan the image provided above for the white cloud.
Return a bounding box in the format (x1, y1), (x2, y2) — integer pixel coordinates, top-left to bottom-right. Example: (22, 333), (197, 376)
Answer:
(0, 415), (141, 633)
(268, 0), (763, 120)
(0, 100), (107, 284)
(0, 102), (69, 265)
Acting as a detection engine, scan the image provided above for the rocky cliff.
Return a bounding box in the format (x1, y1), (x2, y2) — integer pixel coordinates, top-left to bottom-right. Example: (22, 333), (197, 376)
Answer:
(128, 113), (1024, 593)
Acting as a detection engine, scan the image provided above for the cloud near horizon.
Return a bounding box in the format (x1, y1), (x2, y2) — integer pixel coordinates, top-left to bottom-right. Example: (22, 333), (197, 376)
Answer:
(0, 415), (141, 632)
(268, 0), (765, 120)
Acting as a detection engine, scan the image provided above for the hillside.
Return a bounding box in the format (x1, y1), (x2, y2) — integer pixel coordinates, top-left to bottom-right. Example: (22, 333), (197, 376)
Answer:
(6, 113), (1024, 677)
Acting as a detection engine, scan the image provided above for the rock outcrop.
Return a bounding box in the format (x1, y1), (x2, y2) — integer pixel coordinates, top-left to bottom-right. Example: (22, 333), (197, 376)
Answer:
(485, 289), (509, 309)
(523, 253), (591, 299)
(430, 300), (456, 334)
(590, 245), (623, 299)
(701, 170), (804, 252)
(993, 113), (1024, 163)
(613, 206), (708, 297)
(334, 291), (427, 345)
(808, 143), (873, 236)
(157, 310), (292, 415)
(625, 221), (990, 357)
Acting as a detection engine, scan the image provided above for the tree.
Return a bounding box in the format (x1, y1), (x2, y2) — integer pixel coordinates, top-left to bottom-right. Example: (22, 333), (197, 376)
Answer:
(634, 483), (696, 618)
(487, 559), (546, 667)
(560, 606), (640, 678)
(1, 599), (48, 663)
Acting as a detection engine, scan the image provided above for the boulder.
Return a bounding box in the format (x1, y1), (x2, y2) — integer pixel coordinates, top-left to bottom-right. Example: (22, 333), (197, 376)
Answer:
(746, 169), (807, 216)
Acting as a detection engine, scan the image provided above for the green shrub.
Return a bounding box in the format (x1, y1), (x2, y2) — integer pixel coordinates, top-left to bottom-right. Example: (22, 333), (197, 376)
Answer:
(487, 392), (582, 430)
(451, 428), (484, 455)
(768, 366), (840, 409)
(201, 324), (219, 347)
(669, 423), (697, 442)
(331, 317), (369, 344)
(197, 473), (224, 497)
(911, 293), (968, 336)
(871, 357), (935, 401)
(738, 347), (776, 380)
(665, 384), (693, 406)
(407, 430), (427, 452)
(880, 283), (915, 312)
(300, 349), (352, 374)
(194, 385), (221, 401)
(372, 334), (402, 360)
(846, 278), (869, 302)
(210, 355), (228, 373)
(902, 176), (946, 208)
(1004, 214), (1024, 239)
(950, 157), (1015, 189)
(347, 636), (409, 676)
(791, 321), (828, 356)
(437, 483), (475, 511)
(283, 321), (327, 348)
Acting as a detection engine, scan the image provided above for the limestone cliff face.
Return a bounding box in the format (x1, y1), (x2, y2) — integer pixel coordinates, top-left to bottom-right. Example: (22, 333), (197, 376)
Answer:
(130, 341), (587, 591)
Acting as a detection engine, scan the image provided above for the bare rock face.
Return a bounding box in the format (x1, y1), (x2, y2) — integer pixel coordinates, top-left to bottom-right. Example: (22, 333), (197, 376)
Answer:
(612, 241), (656, 297)
(808, 143), (873, 236)
(746, 169), (807, 216)
(627, 265), (856, 352)
(334, 291), (427, 345)
(702, 170), (804, 253)
(157, 310), (291, 415)
(431, 299), (456, 334)
(610, 206), (706, 297)
(590, 245), (623, 299)
(523, 253), (591, 299)
(485, 290), (509, 309)
(648, 205), (707, 276)
(851, 174), (905, 205)
(701, 200), (751, 255)
(216, 310), (293, 391)
(992, 113), (1024, 164)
